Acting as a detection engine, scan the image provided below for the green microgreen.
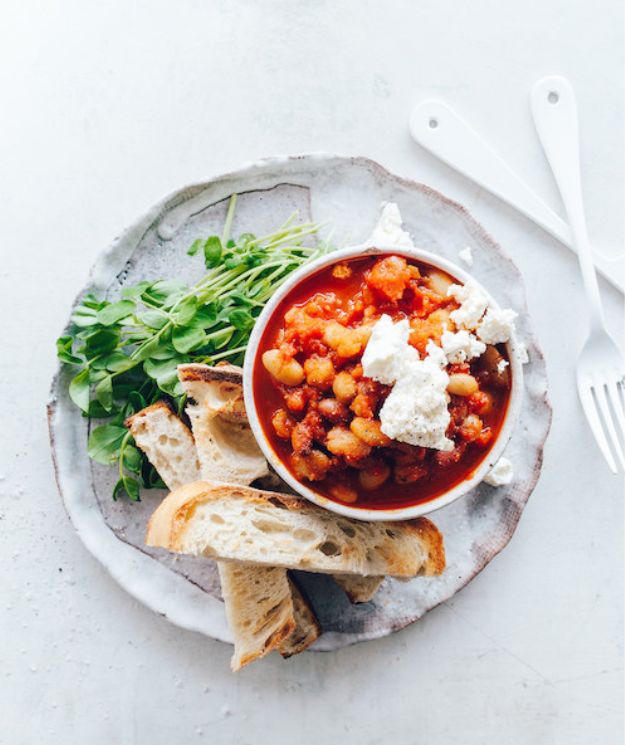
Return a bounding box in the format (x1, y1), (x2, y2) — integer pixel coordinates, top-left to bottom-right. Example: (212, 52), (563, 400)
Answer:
(57, 195), (331, 500)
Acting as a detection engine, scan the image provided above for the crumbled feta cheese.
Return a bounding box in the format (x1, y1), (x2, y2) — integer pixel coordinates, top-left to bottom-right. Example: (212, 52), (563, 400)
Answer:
(361, 314), (410, 385)
(362, 317), (453, 451)
(448, 280), (489, 331)
(425, 339), (448, 368)
(458, 246), (473, 267)
(477, 307), (518, 345)
(440, 328), (486, 364)
(379, 349), (453, 452)
(367, 202), (414, 248)
(517, 342), (529, 364)
(483, 457), (513, 486)
(496, 359), (509, 374)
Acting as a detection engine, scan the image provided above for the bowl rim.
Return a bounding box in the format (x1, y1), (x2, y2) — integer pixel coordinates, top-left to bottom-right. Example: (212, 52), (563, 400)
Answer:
(243, 244), (525, 522)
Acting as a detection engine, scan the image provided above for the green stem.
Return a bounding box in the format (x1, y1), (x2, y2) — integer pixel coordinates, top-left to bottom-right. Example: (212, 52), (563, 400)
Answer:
(138, 296), (165, 310)
(129, 321), (171, 361)
(204, 325), (235, 341)
(247, 213), (298, 246)
(208, 345), (247, 362)
(118, 430), (132, 479)
(221, 194), (238, 246)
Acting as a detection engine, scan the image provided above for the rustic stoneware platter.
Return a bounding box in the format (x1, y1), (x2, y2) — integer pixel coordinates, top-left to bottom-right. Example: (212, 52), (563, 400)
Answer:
(48, 154), (551, 650)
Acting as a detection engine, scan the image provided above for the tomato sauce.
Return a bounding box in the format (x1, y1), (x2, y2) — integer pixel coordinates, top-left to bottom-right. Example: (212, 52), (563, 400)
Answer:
(253, 254), (511, 510)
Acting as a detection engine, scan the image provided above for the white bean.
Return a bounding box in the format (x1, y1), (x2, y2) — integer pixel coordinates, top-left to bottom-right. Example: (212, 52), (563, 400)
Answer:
(447, 373), (478, 397)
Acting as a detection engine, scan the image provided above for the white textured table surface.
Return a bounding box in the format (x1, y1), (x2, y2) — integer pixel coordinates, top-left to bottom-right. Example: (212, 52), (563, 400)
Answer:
(1, 2), (623, 744)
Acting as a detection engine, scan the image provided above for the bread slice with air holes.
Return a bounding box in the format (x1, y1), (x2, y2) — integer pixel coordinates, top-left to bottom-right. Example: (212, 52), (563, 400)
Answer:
(177, 362), (268, 485)
(217, 562), (296, 671)
(146, 481), (446, 578)
(127, 382), (317, 666)
(125, 401), (201, 487)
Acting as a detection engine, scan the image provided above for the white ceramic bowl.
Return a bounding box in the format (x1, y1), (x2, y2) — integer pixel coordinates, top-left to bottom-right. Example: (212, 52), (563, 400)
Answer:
(243, 245), (524, 522)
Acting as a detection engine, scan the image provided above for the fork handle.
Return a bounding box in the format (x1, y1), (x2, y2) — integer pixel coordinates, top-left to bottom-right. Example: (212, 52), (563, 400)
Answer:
(531, 76), (605, 331)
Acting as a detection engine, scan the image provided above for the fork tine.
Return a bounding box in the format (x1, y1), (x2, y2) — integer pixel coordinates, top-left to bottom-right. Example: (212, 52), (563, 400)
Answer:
(608, 380), (625, 441)
(578, 384), (618, 473)
(594, 384), (625, 470)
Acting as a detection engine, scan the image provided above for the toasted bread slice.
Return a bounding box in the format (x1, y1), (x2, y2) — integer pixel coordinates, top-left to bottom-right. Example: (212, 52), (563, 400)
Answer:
(146, 482), (445, 578)
(333, 575), (385, 603)
(280, 578), (320, 658)
(177, 363), (268, 485)
(217, 562), (295, 671)
(125, 402), (200, 489)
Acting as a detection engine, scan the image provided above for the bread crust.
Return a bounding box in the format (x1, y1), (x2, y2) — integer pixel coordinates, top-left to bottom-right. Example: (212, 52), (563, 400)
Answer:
(124, 400), (179, 430)
(279, 578), (320, 658)
(237, 620), (296, 670)
(410, 515), (446, 576)
(177, 362), (244, 386)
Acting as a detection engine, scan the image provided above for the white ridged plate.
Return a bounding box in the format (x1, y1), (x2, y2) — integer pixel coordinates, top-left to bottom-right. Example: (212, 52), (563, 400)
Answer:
(48, 154), (552, 650)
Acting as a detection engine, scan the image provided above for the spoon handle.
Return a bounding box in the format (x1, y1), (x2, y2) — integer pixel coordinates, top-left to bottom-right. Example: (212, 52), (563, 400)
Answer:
(410, 100), (571, 242)
(409, 99), (624, 295)
(531, 76), (605, 331)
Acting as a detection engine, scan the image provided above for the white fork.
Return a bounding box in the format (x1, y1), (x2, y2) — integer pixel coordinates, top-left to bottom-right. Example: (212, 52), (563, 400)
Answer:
(531, 75), (625, 473)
